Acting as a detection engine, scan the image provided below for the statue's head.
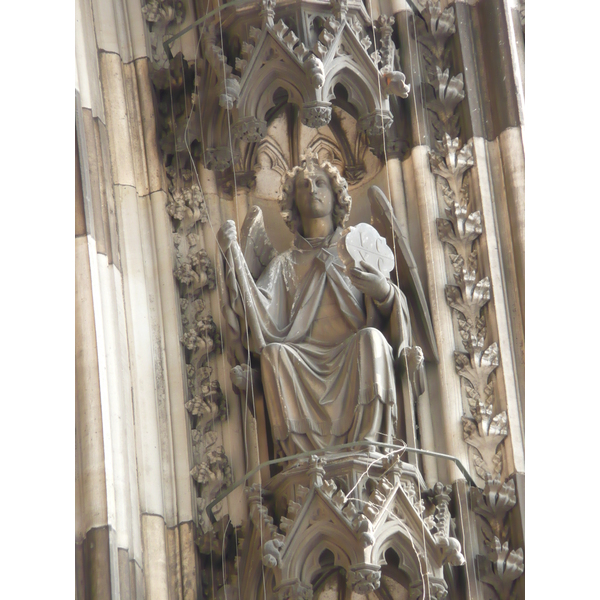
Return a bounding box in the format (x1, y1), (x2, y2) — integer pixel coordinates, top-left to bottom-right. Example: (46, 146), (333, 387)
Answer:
(279, 151), (352, 235)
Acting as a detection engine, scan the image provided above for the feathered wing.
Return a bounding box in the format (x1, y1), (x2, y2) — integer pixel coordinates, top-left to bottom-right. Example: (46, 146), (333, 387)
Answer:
(218, 206), (278, 376)
(368, 185), (439, 362)
(239, 206), (278, 281)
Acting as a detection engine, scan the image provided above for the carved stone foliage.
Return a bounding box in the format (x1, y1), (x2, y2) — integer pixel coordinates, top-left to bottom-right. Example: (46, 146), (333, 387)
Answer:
(420, 1), (507, 482)
(142, 0), (185, 68)
(151, 54), (201, 170)
(191, 0), (411, 174)
(424, 483), (466, 568)
(175, 248), (229, 534)
(240, 455), (464, 598)
(161, 140), (231, 542)
(300, 102), (332, 129)
(416, 1), (464, 140)
(431, 133), (506, 481)
(347, 564), (381, 594)
(471, 479), (524, 600)
(410, 576), (448, 600)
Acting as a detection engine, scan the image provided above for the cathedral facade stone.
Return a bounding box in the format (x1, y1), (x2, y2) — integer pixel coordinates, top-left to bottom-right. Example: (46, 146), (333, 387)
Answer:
(75, 1), (525, 598)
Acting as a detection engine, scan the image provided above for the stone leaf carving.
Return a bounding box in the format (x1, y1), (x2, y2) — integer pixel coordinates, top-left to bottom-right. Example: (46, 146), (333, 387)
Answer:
(190, 445), (231, 485)
(203, 146), (237, 172)
(476, 541), (524, 600)
(425, 483), (466, 567)
(166, 168), (209, 225)
(471, 479), (524, 599)
(416, 2), (464, 142)
(430, 135), (474, 192)
(426, 67), (465, 139)
(410, 575), (448, 600)
(142, 0), (185, 68)
(274, 580), (313, 600)
(416, 1), (456, 68)
(300, 102), (332, 128)
(455, 345), (500, 423)
(185, 364), (231, 533)
(313, 16), (340, 59)
(445, 254), (491, 331)
(462, 418), (505, 480)
(186, 380), (225, 421)
(358, 110), (394, 137)
(269, 18), (326, 92)
(191, 443), (232, 532)
(375, 15), (395, 71)
(431, 130), (506, 481)
(232, 117), (267, 143)
(348, 564), (381, 594)
(151, 54), (200, 165)
(472, 478), (516, 540)
(456, 339), (505, 481)
(175, 248), (216, 290)
(182, 315), (220, 363)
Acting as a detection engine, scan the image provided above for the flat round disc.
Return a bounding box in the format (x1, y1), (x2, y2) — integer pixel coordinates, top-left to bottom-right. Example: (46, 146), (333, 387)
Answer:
(337, 223), (395, 274)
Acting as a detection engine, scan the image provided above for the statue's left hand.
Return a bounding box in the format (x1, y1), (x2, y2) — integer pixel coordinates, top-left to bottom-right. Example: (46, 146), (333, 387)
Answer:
(217, 219), (238, 253)
(347, 261), (391, 302)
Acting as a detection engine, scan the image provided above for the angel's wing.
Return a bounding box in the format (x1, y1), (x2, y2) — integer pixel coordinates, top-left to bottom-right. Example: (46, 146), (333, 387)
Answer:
(218, 206), (278, 368)
(368, 185), (439, 362)
(240, 206), (278, 281)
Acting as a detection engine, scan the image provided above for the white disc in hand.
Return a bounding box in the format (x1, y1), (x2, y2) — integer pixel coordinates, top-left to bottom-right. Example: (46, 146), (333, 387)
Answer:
(337, 223), (395, 274)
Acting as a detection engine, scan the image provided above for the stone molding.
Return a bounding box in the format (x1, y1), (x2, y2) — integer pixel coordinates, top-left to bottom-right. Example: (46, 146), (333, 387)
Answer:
(188, 0), (411, 172)
(418, 0), (508, 483)
(471, 478), (524, 599)
(142, 0), (185, 68)
(163, 157), (232, 537)
(238, 454), (464, 597)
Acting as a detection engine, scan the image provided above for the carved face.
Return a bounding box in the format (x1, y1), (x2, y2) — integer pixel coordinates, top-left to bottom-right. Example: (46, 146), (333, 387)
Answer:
(294, 168), (335, 221)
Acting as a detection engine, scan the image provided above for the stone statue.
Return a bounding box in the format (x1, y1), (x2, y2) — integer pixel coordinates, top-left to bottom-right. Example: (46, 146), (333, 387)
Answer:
(218, 153), (432, 456)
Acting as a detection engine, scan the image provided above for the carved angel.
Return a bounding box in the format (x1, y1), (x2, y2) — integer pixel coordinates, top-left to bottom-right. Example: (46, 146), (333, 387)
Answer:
(218, 153), (437, 457)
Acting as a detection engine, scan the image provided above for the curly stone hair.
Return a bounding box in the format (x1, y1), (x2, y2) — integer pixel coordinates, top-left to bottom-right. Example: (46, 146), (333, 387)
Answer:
(279, 154), (352, 234)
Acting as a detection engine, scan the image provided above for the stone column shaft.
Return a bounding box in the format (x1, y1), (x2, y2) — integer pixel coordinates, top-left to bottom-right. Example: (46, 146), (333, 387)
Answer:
(409, 146), (470, 481)
(199, 164), (248, 527)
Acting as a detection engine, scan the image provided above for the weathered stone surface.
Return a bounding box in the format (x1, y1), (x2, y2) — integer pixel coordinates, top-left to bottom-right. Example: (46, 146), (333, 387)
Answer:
(83, 527), (112, 600)
(75, 2), (526, 599)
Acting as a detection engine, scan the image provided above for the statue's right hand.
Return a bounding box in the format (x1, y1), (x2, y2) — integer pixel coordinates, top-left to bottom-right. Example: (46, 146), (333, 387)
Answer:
(217, 220), (238, 253)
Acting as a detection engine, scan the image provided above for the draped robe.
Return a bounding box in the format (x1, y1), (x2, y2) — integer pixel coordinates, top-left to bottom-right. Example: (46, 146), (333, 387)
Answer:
(225, 227), (413, 454)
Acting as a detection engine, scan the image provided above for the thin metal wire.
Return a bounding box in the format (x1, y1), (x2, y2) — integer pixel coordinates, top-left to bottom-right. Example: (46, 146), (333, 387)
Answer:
(212, 3), (267, 598)
(352, 495), (434, 595)
(171, 5), (479, 599)
(178, 6), (245, 598)
(345, 442), (407, 500)
(163, 0), (250, 59)
(366, 7), (431, 596)
(206, 441), (477, 523)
